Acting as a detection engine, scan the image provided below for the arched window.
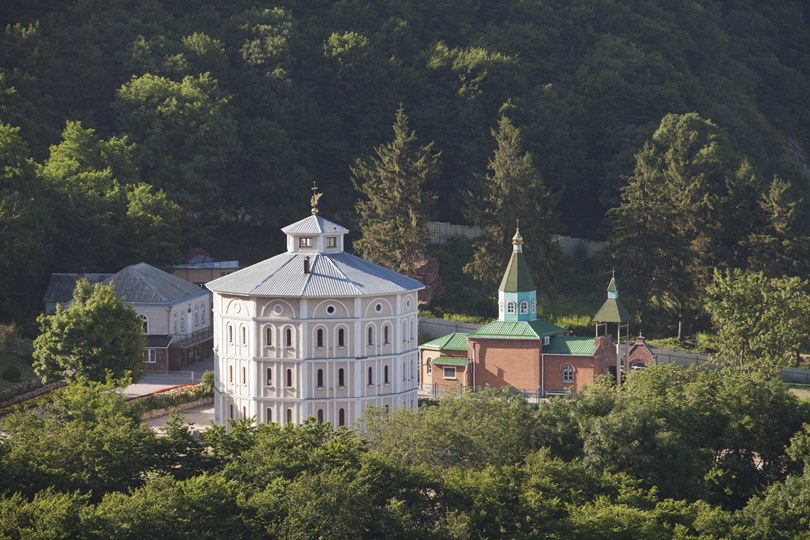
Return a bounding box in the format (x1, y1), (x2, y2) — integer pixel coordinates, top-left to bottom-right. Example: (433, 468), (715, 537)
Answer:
(266, 367), (272, 386)
(194, 306), (199, 325)
(507, 302), (516, 314)
(286, 328), (292, 347)
(402, 321), (407, 342)
(384, 365), (389, 384)
(368, 366), (373, 386)
(317, 368), (324, 387)
(562, 363), (575, 383)
(265, 327), (273, 347)
(229, 365), (233, 383)
(426, 359), (432, 374)
(367, 326), (374, 346)
(286, 408), (292, 423)
(241, 326), (247, 345)
(267, 408), (272, 423)
(384, 325), (390, 345)
(337, 328), (345, 348)
(227, 325), (234, 344)
(200, 304), (206, 324)
(317, 409), (324, 422)
(519, 301), (528, 314)
(338, 408), (345, 427)
(286, 368), (292, 387)
(242, 406), (247, 419)
(316, 328), (324, 348)
(173, 312), (178, 333)
(531, 299), (536, 314)
(137, 314), (148, 334)
(384, 404), (389, 413)
(338, 368), (345, 387)
(242, 366), (246, 385)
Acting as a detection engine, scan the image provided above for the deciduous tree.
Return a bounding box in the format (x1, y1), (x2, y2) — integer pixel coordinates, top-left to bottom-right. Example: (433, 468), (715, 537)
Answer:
(33, 278), (145, 384)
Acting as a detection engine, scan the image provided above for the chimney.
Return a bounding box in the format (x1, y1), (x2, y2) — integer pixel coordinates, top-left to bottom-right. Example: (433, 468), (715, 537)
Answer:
(303, 256), (311, 274)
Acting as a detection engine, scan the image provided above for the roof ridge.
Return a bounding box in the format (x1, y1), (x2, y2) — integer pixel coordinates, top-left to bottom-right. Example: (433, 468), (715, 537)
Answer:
(253, 253), (299, 294)
(118, 265), (165, 302)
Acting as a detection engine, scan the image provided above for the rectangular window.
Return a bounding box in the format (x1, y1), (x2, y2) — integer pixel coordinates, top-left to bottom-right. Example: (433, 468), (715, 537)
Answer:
(326, 236), (337, 248)
(299, 237), (312, 247)
(443, 367), (456, 380)
(144, 349), (157, 363)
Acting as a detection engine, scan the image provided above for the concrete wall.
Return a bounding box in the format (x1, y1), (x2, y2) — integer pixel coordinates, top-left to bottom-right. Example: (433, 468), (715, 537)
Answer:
(419, 317), (483, 339)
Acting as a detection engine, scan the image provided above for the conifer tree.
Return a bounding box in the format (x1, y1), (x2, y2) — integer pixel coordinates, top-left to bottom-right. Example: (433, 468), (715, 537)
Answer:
(351, 106), (439, 277)
(464, 116), (557, 289)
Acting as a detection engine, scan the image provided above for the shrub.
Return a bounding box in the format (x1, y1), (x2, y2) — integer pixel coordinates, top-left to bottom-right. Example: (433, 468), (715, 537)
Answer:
(2, 365), (21, 383)
(554, 314), (593, 335)
(198, 370), (214, 397)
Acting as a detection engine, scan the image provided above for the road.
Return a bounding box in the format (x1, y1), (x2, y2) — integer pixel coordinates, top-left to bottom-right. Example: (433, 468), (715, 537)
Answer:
(123, 357), (213, 399)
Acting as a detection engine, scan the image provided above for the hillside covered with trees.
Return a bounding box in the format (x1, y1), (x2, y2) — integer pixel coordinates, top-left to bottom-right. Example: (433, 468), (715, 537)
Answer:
(2, 0), (810, 328)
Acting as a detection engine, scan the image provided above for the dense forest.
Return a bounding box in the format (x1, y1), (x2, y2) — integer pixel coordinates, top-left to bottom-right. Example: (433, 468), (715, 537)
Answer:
(1, 368), (809, 538)
(2, 0), (810, 331)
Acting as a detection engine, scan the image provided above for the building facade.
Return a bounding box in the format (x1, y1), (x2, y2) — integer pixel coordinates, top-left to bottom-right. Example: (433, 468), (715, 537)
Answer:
(207, 210), (423, 429)
(43, 263), (213, 373)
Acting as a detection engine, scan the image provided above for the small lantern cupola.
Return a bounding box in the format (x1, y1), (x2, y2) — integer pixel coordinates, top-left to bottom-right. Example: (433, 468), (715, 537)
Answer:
(498, 220), (538, 322)
(280, 183), (349, 255)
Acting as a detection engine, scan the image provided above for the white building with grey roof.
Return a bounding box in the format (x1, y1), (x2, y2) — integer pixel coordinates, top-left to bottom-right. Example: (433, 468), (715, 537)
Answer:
(206, 209), (424, 429)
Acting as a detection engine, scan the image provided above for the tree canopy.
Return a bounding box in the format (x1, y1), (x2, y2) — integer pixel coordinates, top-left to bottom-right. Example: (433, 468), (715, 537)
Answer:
(32, 278), (145, 384)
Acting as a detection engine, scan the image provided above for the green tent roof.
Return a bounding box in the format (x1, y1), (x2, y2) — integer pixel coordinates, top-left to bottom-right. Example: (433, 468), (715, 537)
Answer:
(593, 298), (631, 323)
(432, 357), (469, 367)
(498, 249), (536, 293)
(419, 332), (469, 352)
(468, 319), (565, 340)
(544, 336), (597, 355)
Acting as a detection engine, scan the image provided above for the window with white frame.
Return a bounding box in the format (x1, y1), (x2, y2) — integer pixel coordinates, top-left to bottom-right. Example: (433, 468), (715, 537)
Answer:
(265, 327), (273, 347)
(144, 349), (157, 363)
(531, 299), (536, 314)
(173, 312), (178, 333)
(326, 236), (337, 248)
(299, 237), (312, 248)
(200, 304), (206, 324)
(507, 301), (516, 314)
(137, 314), (148, 334)
(519, 301), (528, 314)
(194, 306), (199, 326)
(426, 359), (432, 374)
(443, 366), (456, 380)
(562, 363), (575, 383)
(266, 367), (273, 386)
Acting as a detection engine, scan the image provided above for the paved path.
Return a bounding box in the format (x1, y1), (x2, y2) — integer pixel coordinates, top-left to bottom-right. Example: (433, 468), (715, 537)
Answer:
(123, 357), (214, 399)
(146, 403), (215, 434)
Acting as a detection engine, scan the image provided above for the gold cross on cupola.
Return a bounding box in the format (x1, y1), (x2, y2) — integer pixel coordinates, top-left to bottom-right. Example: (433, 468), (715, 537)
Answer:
(310, 180), (323, 215)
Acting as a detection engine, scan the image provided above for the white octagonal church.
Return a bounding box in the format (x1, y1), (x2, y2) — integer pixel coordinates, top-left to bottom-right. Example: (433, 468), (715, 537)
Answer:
(206, 207), (423, 429)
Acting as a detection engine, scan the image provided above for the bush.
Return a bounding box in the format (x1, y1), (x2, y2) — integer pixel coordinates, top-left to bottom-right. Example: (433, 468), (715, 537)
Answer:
(2, 365), (21, 383)
(553, 314), (593, 335)
(198, 370), (214, 397)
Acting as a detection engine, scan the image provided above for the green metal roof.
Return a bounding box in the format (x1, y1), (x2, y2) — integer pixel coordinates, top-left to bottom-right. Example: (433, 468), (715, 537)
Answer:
(432, 357), (469, 367)
(544, 336), (597, 355)
(419, 332), (470, 352)
(498, 249), (536, 293)
(593, 298), (631, 323)
(468, 319), (565, 340)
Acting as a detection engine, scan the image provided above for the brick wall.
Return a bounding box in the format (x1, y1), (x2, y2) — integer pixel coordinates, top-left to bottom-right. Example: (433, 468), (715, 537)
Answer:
(470, 338), (541, 391)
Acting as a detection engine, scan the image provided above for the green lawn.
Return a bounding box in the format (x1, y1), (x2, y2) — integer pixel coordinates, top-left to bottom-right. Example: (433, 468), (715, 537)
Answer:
(0, 351), (36, 389)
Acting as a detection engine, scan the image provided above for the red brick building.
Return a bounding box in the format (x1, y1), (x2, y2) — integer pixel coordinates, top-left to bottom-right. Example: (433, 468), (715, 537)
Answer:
(419, 227), (651, 397)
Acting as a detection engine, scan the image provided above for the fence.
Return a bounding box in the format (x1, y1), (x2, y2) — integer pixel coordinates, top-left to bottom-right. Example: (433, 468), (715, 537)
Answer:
(419, 317), (483, 340)
(426, 221), (608, 256)
(782, 367), (810, 384)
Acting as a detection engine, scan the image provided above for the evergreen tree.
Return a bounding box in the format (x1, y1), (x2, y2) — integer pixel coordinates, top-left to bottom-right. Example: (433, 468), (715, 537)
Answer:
(33, 278), (145, 384)
(464, 116), (557, 289)
(610, 113), (730, 338)
(351, 106), (439, 277)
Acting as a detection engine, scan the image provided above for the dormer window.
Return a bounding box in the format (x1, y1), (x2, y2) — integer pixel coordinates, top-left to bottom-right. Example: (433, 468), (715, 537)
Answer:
(299, 237), (312, 248)
(326, 236), (337, 248)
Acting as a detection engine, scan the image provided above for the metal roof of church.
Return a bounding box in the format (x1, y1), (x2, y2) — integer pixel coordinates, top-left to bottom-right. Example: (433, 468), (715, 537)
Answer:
(468, 319), (565, 340)
(420, 332), (470, 351)
(281, 215), (349, 235)
(544, 336), (597, 355)
(206, 251), (424, 297)
(104, 263), (207, 304)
